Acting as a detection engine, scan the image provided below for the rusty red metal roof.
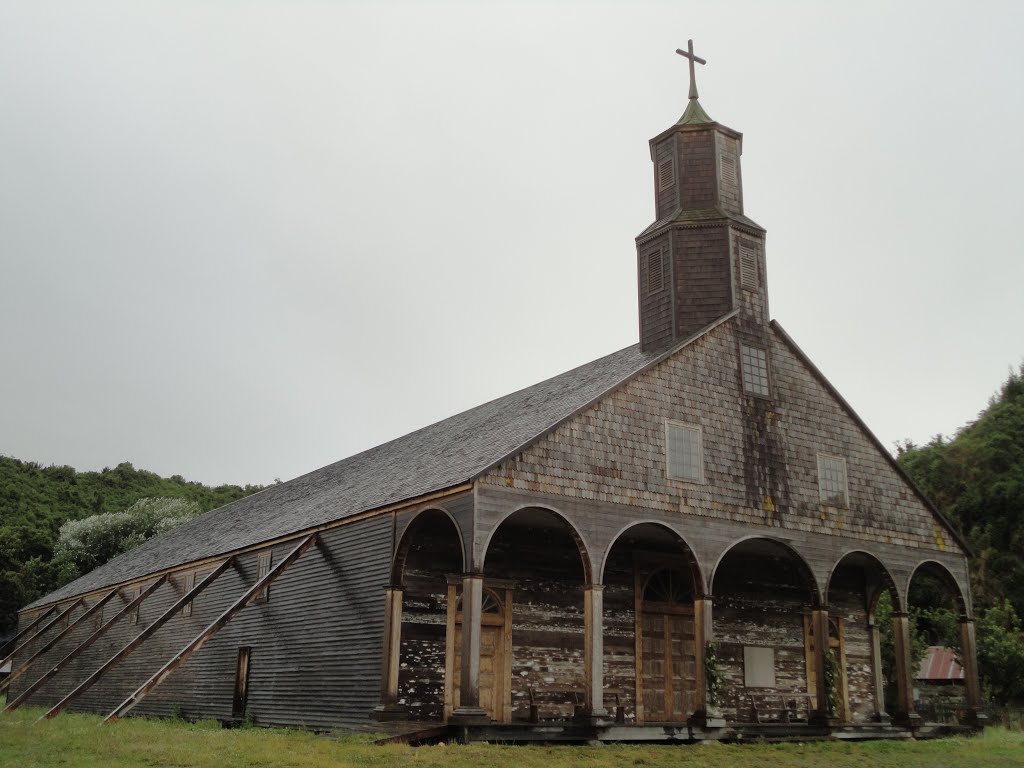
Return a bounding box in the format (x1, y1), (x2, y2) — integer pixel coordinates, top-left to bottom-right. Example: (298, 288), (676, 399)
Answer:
(917, 646), (965, 680)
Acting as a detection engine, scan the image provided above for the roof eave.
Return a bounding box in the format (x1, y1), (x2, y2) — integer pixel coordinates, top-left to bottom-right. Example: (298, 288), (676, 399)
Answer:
(769, 319), (974, 559)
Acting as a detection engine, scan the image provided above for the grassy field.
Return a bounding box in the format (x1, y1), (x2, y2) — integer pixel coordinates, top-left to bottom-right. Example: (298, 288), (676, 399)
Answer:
(1, 708), (1022, 768)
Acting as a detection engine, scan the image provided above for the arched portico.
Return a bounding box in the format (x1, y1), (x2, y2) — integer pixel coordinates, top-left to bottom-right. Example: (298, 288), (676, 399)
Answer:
(601, 521), (707, 723)
(906, 559), (983, 726)
(453, 506), (595, 723)
(710, 537), (825, 724)
(826, 550), (901, 724)
(373, 508), (465, 721)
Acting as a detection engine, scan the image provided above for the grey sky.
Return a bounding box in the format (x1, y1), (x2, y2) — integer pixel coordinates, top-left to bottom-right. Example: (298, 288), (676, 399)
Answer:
(1, 1), (1022, 487)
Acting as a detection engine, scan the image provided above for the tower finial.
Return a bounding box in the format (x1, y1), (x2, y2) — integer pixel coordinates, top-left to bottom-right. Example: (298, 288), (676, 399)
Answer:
(675, 39), (706, 101)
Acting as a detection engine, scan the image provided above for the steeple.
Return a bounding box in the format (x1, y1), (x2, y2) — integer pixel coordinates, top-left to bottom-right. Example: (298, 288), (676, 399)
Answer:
(637, 43), (768, 351)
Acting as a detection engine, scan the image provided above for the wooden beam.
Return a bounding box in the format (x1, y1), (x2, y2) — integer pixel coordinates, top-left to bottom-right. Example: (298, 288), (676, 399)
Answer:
(0, 606), (58, 657)
(0, 598), (83, 671)
(1, 590), (118, 694)
(6, 579), (167, 713)
(14, 576), (162, 717)
(104, 533), (318, 722)
(41, 561), (232, 721)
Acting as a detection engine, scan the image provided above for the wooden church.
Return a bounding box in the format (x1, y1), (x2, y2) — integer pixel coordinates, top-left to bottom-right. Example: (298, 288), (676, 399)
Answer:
(3, 44), (984, 742)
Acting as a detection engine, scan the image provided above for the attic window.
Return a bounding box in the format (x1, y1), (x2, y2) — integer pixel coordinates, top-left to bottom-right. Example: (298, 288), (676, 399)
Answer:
(740, 345), (770, 396)
(658, 157), (674, 191)
(817, 455), (849, 507)
(739, 242), (758, 290)
(720, 154), (737, 186)
(255, 552), (272, 603)
(666, 421), (704, 483)
(127, 588), (140, 625)
(647, 249), (667, 294)
(182, 571), (196, 617)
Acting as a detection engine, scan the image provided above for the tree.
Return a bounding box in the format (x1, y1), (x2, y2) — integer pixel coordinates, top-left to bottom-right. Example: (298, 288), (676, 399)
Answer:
(976, 600), (1024, 705)
(54, 497), (202, 578)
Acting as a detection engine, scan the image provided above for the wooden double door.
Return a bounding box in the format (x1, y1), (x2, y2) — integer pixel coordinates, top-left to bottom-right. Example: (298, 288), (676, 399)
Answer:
(636, 569), (697, 722)
(444, 583), (512, 721)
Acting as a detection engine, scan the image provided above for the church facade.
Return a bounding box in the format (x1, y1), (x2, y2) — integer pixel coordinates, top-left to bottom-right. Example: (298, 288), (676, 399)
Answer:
(3, 51), (983, 740)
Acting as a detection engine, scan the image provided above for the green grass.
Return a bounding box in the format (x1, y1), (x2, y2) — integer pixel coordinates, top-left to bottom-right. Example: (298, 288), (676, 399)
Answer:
(1, 708), (1022, 768)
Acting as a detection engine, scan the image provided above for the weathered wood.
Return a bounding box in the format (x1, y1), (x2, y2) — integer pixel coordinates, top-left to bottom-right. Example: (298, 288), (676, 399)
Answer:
(0, 599), (82, 671)
(40, 561), (231, 720)
(34, 576), (167, 718)
(7, 578), (166, 712)
(103, 534), (317, 722)
(1, 590), (117, 694)
(0, 605), (58, 657)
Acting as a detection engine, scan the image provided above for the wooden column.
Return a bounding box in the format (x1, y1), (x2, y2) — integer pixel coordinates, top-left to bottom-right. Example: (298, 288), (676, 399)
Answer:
(451, 574), (487, 722)
(810, 607), (832, 724)
(867, 618), (890, 722)
(370, 586), (407, 720)
(958, 617), (986, 726)
(693, 595), (717, 723)
(583, 584), (607, 719)
(890, 611), (920, 727)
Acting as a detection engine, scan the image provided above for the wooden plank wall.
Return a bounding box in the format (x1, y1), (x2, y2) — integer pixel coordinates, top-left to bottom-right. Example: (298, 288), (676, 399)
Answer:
(9, 514), (392, 728)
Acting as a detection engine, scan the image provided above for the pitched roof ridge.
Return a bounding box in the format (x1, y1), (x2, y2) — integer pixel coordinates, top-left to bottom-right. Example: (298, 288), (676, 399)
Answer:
(471, 309), (740, 482)
(769, 319), (973, 558)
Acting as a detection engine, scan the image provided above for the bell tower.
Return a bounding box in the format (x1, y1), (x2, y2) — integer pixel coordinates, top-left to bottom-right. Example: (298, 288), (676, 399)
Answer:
(638, 41), (768, 351)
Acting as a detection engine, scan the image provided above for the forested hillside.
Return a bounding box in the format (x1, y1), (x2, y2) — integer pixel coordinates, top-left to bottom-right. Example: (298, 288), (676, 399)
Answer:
(897, 365), (1024, 620)
(0, 458), (263, 635)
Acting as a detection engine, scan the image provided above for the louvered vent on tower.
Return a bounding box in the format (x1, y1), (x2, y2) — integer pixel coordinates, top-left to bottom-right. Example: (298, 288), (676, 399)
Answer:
(739, 241), (758, 289)
(720, 154), (737, 186)
(658, 158), (674, 190)
(647, 249), (666, 294)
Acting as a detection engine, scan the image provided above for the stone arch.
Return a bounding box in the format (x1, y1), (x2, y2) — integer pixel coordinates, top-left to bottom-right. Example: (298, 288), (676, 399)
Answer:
(391, 506), (466, 585)
(599, 520), (705, 595)
(479, 504), (593, 584)
(710, 536), (823, 608)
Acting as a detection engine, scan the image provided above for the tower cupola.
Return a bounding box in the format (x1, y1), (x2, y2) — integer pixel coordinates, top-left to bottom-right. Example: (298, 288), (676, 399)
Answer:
(637, 42), (769, 351)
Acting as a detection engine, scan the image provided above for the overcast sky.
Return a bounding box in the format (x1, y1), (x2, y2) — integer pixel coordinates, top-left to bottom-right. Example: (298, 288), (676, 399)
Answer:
(1, 1), (1022, 488)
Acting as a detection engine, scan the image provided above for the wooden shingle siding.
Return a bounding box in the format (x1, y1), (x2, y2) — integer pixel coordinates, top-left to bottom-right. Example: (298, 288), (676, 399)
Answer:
(8, 515), (393, 729)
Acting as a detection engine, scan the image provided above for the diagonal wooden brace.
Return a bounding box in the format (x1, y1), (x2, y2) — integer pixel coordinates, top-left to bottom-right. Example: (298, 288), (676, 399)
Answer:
(0, 598), (83, 671)
(0, 605), (58, 658)
(41, 559), (233, 721)
(1, 590), (118, 694)
(6, 578), (167, 713)
(104, 533), (318, 723)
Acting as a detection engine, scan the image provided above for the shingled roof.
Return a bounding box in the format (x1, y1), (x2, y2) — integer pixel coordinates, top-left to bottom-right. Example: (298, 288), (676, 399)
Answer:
(26, 331), (706, 610)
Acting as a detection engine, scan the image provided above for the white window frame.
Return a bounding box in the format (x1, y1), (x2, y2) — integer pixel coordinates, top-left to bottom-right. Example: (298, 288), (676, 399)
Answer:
(665, 420), (705, 484)
(817, 453), (849, 507)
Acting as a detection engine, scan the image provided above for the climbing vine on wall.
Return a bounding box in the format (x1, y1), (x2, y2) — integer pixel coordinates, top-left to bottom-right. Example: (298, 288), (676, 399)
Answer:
(705, 642), (723, 708)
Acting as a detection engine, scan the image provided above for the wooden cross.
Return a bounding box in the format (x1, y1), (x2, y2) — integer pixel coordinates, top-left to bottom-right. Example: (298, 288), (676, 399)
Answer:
(676, 39), (706, 101)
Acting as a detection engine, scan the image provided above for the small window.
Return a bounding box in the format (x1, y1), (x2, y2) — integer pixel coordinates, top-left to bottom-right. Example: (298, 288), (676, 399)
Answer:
(127, 588), (140, 625)
(182, 571), (196, 617)
(94, 603), (104, 630)
(743, 646), (776, 687)
(818, 454), (849, 507)
(666, 421), (704, 483)
(647, 248), (667, 294)
(255, 552), (272, 603)
(720, 154), (737, 186)
(739, 241), (758, 290)
(740, 345), (770, 396)
(658, 157), (674, 191)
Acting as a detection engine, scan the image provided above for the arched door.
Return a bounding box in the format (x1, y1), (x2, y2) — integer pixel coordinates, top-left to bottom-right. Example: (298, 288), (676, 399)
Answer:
(444, 584), (512, 721)
(637, 568), (696, 722)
